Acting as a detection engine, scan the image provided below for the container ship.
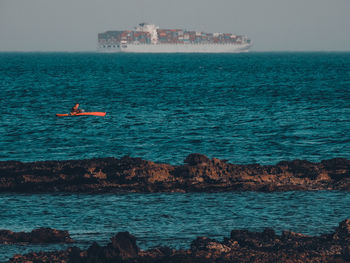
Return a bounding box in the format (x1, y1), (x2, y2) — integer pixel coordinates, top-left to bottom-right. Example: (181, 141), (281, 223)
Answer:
(98, 23), (252, 53)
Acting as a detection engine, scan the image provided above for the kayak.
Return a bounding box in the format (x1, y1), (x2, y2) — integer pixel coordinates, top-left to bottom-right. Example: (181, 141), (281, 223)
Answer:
(56, 112), (106, 117)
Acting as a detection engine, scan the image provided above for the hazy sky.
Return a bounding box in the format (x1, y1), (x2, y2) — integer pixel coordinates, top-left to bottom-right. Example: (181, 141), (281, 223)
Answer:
(1, 0), (349, 51)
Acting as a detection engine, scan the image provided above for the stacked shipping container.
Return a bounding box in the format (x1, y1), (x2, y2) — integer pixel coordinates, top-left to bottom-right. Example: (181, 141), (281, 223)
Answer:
(99, 28), (249, 46)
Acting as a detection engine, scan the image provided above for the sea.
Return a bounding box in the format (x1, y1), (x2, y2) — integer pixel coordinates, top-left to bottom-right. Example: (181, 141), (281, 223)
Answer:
(0, 52), (350, 261)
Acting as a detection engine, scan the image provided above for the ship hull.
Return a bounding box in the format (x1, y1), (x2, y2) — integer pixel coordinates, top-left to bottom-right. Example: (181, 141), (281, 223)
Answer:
(99, 43), (251, 53)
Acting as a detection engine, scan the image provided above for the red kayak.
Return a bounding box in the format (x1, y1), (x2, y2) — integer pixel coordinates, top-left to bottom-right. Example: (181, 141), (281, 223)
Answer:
(56, 112), (106, 117)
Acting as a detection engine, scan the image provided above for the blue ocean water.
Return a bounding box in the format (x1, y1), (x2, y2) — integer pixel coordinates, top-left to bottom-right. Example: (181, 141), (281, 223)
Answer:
(0, 191), (349, 261)
(1, 53), (350, 261)
(1, 52), (350, 164)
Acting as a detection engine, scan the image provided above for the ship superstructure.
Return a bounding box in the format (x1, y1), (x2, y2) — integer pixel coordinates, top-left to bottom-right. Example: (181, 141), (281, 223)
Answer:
(98, 23), (252, 53)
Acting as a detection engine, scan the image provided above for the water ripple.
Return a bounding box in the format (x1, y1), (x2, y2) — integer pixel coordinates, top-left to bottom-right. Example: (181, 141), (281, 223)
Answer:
(0, 53), (349, 164)
(0, 192), (349, 261)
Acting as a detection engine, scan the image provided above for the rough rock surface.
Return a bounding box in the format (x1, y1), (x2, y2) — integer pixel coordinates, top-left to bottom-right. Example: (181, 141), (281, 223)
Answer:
(1, 153), (350, 192)
(8, 219), (350, 263)
(0, 228), (73, 244)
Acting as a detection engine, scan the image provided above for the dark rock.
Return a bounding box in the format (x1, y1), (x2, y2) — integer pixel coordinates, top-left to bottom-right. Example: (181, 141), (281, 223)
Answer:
(7, 219), (350, 263)
(86, 242), (108, 263)
(109, 232), (139, 259)
(1, 154), (350, 193)
(262, 228), (276, 239)
(334, 219), (350, 241)
(30, 228), (73, 243)
(281, 230), (309, 240)
(184, 154), (211, 166)
(67, 247), (83, 263)
(342, 246), (350, 261)
(0, 227), (73, 244)
(84, 232), (138, 263)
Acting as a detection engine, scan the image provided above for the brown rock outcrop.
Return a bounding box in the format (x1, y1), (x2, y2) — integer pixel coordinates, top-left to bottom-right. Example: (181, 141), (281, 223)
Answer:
(1, 153), (350, 192)
(8, 219), (350, 263)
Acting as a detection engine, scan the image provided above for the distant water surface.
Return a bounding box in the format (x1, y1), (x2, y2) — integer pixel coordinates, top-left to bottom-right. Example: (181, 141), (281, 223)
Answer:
(1, 52), (350, 164)
(0, 191), (349, 261)
(1, 53), (350, 262)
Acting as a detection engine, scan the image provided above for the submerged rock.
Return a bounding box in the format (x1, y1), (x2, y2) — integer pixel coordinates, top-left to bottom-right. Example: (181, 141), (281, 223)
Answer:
(0, 154), (350, 193)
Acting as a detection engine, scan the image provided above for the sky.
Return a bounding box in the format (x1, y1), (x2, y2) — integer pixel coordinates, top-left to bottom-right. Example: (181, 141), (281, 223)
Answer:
(0, 0), (349, 51)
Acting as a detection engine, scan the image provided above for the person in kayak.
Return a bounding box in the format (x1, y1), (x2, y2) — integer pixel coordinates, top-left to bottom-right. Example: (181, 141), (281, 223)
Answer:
(70, 103), (84, 115)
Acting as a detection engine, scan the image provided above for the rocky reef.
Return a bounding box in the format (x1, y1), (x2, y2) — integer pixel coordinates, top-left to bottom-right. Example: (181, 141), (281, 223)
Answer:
(8, 219), (350, 263)
(1, 153), (350, 192)
(0, 228), (73, 244)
